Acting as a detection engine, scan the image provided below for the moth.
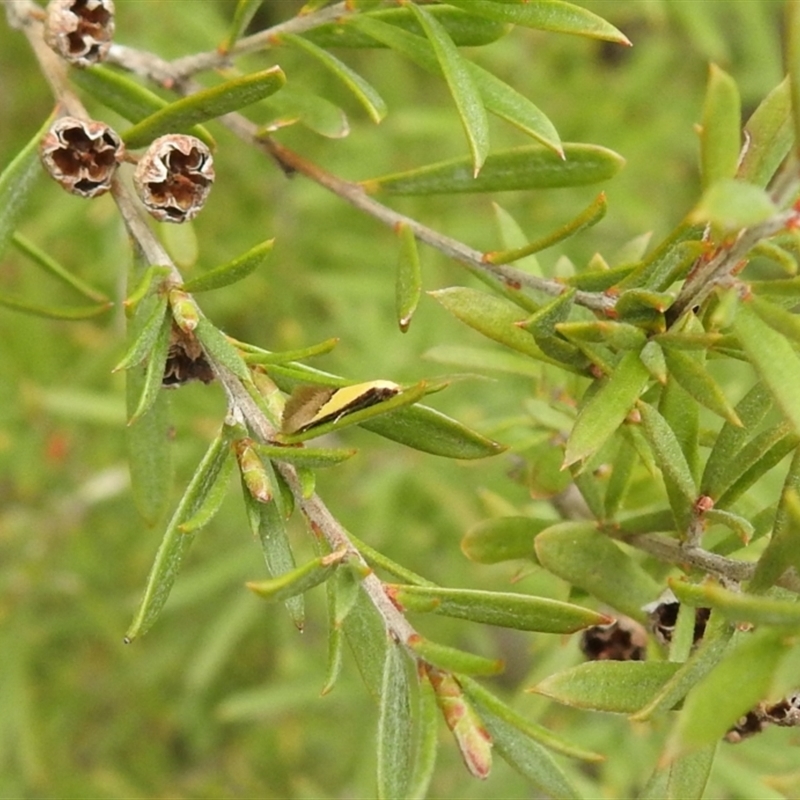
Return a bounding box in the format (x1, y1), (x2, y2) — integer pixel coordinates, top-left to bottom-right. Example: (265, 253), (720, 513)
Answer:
(281, 380), (401, 435)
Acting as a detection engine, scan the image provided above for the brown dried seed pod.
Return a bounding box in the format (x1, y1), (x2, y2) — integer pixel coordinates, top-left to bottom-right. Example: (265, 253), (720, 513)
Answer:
(44, 0), (115, 67)
(643, 589), (710, 649)
(134, 135), (215, 224)
(163, 324), (214, 387)
(40, 116), (124, 198)
(580, 616), (648, 662)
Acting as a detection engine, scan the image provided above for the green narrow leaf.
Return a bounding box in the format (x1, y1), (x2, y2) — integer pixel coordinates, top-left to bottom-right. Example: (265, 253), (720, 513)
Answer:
(360, 402), (506, 460)
(377, 644), (412, 800)
(667, 628), (789, 756)
(631, 617), (734, 721)
(348, 15), (561, 152)
(366, 143), (624, 195)
(787, 1), (800, 158)
(181, 239), (273, 293)
(343, 590), (389, 702)
(750, 449), (800, 592)
(572, 466), (605, 521)
(460, 676), (603, 763)
(752, 239), (798, 275)
(474, 66), (562, 153)
(734, 301), (800, 434)
(114, 295), (169, 373)
(425, 344), (540, 378)
(281, 34), (387, 124)
(534, 521), (662, 620)
(124, 264), (171, 309)
(178, 448), (235, 533)
(429, 286), (569, 368)
(701, 382), (772, 496)
(125, 286), (173, 524)
(242, 462), (303, 627)
(564, 349), (650, 467)
(308, 5), (509, 49)
(260, 83), (350, 138)
(704, 508), (754, 543)
(395, 222), (422, 332)
(738, 76), (793, 187)
(445, 0), (630, 44)
(302, 0), (337, 10)
(532, 661), (682, 713)
(700, 64), (742, 188)
(670, 602), (707, 665)
(492, 202), (542, 275)
(0, 294), (112, 320)
(408, 637), (504, 677)
(519, 289), (588, 369)
(11, 233), (109, 303)
(70, 68), (215, 148)
(123, 67), (286, 148)
(347, 532), (435, 588)
(322, 573), (345, 696)
(222, 0), (265, 52)
(665, 745), (718, 800)
(603, 434), (638, 518)
(751, 294), (800, 347)
(691, 178), (777, 232)
(558, 320), (646, 351)
(406, 670), (439, 800)
(637, 401), (698, 530)
(486, 192), (607, 265)
(247, 549), (346, 604)
(126, 380), (172, 527)
(662, 346), (740, 426)
(615, 225), (705, 293)
(407, 2), (489, 176)
(716, 424), (798, 509)
(128, 312), (172, 425)
(239, 337), (339, 366)
(0, 114), (52, 259)
(670, 579), (800, 627)
(125, 429), (233, 640)
(194, 317), (250, 381)
(255, 443), (357, 469)
(391, 585), (612, 633)
(461, 516), (546, 564)
(476, 702), (582, 800)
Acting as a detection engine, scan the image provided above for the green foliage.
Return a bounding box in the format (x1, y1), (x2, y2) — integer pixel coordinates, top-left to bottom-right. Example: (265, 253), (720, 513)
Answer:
(4, 1), (800, 799)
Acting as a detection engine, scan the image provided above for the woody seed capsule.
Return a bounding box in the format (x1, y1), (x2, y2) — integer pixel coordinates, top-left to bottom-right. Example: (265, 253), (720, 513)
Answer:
(44, 0), (115, 67)
(134, 135), (215, 224)
(40, 116), (124, 198)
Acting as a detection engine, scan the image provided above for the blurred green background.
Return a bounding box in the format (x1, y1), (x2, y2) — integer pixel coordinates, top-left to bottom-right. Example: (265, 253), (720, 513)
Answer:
(1, 1), (798, 798)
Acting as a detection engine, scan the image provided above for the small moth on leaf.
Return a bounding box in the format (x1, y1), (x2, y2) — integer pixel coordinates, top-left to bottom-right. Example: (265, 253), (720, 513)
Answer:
(281, 380), (401, 435)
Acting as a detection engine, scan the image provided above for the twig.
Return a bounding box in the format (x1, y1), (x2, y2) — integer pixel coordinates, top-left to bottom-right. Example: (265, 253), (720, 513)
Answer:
(220, 113), (615, 313)
(668, 210), (797, 322)
(5, 0), (86, 117)
(621, 532), (800, 594)
(102, 18), (616, 313)
(166, 1), (352, 81)
(214, 363), (419, 647)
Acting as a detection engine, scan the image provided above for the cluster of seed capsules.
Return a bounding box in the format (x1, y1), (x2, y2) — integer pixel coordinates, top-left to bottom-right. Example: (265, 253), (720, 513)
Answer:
(580, 592), (800, 743)
(39, 0), (215, 224)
